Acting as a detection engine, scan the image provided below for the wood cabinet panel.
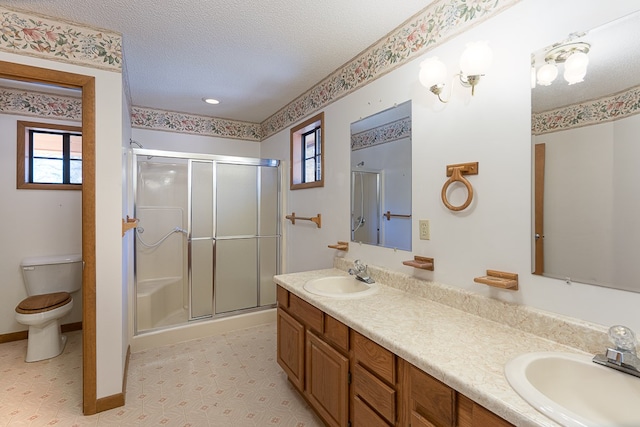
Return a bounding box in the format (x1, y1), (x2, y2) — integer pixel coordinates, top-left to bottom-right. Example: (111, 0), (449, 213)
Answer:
(353, 395), (391, 427)
(410, 365), (455, 427)
(324, 314), (349, 353)
(306, 330), (350, 427)
(410, 410), (437, 427)
(276, 308), (304, 391)
(457, 394), (514, 427)
(289, 293), (324, 333)
(276, 285), (289, 308)
(353, 363), (396, 424)
(353, 331), (395, 384)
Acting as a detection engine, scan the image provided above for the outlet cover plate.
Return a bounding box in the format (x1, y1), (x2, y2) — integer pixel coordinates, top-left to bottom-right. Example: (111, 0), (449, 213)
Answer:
(419, 219), (430, 240)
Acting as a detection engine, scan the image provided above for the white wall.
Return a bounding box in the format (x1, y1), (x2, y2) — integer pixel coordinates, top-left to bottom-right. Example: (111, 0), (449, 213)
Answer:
(261, 0), (640, 333)
(0, 51), (125, 400)
(0, 114), (83, 334)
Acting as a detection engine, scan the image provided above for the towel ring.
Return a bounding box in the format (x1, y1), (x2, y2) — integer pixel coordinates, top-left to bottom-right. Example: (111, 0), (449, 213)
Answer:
(441, 166), (474, 211)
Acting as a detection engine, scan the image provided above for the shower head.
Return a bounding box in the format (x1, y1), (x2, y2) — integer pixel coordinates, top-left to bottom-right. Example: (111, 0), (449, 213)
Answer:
(130, 139), (143, 148)
(356, 161), (365, 167)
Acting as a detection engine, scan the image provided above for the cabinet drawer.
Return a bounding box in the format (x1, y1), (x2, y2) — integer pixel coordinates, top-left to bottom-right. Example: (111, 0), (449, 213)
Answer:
(276, 285), (289, 308)
(410, 366), (455, 427)
(353, 363), (396, 424)
(353, 395), (391, 427)
(353, 331), (395, 384)
(289, 293), (324, 333)
(324, 314), (349, 353)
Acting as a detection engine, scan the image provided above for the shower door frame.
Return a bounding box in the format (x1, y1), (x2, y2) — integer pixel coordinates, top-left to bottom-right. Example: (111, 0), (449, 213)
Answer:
(132, 148), (281, 334)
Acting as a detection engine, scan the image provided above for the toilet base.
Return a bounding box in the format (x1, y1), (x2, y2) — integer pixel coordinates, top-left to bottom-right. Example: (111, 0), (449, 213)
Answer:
(25, 320), (67, 363)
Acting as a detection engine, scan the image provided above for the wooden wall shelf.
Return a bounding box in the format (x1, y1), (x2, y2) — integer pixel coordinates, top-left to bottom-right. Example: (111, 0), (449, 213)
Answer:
(402, 256), (434, 271)
(121, 216), (138, 237)
(285, 212), (322, 228)
(474, 270), (518, 290)
(328, 241), (349, 251)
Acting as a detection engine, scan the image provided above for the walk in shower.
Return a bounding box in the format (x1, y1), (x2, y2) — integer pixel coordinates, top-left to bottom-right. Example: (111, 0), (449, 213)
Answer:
(132, 149), (281, 334)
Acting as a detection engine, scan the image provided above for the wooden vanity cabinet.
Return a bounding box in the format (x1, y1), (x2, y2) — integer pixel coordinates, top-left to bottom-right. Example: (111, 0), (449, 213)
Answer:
(276, 286), (514, 427)
(276, 286), (350, 427)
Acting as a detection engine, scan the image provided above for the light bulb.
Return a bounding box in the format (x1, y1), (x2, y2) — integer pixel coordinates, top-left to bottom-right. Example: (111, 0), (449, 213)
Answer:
(419, 57), (448, 89)
(536, 62), (558, 86)
(459, 41), (493, 76)
(564, 51), (589, 84)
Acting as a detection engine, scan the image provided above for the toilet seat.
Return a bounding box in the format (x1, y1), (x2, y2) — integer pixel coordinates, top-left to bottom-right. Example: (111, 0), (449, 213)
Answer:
(15, 292), (72, 314)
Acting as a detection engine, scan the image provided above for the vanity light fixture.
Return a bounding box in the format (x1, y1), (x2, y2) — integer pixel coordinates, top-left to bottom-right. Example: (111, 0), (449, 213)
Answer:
(533, 41), (590, 86)
(419, 41), (493, 103)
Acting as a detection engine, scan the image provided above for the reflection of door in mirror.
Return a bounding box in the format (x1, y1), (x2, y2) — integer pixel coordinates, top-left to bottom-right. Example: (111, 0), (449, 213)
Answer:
(530, 10), (640, 292)
(350, 100), (412, 251)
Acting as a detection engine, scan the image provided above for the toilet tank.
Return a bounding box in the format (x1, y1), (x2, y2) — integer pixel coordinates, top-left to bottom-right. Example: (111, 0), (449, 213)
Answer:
(21, 254), (82, 296)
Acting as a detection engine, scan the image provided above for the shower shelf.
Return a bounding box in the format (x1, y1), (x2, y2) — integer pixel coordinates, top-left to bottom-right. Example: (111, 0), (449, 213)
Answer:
(122, 216), (139, 237)
(285, 212), (322, 228)
(402, 256), (434, 271)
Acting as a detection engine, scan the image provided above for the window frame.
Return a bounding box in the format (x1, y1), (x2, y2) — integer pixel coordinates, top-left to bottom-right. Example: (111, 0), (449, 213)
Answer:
(17, 120), (83, 190)
(290, 112), (324, 190)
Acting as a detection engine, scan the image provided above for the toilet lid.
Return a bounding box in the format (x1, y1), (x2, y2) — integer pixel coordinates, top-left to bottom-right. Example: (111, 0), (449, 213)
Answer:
(15, 292), (72, 314)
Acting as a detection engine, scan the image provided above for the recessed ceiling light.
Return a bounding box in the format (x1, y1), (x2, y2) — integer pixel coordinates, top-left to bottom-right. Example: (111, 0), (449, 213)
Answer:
(202, 97), (220, 105)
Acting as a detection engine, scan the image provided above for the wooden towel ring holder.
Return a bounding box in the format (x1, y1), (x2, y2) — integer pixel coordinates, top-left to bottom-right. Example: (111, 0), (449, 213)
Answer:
(441, 162), (478, 212)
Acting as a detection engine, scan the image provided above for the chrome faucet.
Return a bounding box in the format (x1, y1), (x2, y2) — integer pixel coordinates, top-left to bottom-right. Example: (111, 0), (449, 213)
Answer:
(593, 325), (640, 378)
(348, 259), (375, 284)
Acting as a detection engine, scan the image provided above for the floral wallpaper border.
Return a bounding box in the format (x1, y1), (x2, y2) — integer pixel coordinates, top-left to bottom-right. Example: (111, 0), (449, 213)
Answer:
(0, 6), (122, 72)
(532, 85), (640, 135)
(0, 86), (82, 121)
(351, 117), (411, 151)
(131, 106), (262, 142)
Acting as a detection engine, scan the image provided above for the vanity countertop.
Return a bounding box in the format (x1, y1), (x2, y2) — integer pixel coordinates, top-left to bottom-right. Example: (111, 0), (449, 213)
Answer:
(274, 268), (579, 427)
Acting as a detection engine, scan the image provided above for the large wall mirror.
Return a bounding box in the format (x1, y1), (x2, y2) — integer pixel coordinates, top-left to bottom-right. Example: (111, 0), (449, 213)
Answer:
(350, 100), (411, 251)
(531, 10), (640, 292)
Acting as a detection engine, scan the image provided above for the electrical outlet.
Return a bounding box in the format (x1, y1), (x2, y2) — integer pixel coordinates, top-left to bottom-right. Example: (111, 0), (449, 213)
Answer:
(419, 219), (430, 240)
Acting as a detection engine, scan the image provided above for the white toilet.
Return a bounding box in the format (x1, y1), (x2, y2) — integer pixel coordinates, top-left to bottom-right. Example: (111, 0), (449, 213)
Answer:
(14, 254), (82, 362)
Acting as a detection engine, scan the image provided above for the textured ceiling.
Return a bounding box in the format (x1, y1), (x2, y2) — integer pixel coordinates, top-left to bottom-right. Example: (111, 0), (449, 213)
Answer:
(1, 0), (434, 123)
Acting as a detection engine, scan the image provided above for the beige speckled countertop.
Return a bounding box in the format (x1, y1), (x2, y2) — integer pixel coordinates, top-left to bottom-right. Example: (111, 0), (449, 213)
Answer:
(273, 265), (607, 427)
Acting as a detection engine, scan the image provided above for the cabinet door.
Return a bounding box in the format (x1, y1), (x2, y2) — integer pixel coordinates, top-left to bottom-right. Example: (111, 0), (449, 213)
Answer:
(457, 394), (514, 427)
(277, 308), (304, 391)
(306, 330), (350, 427)
(410, 365), (455, 427)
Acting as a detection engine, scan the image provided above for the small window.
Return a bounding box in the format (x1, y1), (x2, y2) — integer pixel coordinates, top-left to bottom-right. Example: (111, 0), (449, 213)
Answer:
(17, 121), (82, 190)
(290, 112), (324, 190)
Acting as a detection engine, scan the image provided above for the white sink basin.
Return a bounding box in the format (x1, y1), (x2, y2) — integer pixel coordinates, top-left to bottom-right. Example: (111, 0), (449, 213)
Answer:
(303, 276), (377, 298)
(505, 352), (640, 427)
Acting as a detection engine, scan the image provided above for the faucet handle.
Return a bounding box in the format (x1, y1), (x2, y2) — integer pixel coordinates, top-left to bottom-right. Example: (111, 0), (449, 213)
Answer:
(609, 325), (637, 352)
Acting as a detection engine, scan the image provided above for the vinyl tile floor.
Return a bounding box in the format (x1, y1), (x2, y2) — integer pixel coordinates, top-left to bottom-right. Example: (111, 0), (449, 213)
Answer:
(0, 322), (323, 426)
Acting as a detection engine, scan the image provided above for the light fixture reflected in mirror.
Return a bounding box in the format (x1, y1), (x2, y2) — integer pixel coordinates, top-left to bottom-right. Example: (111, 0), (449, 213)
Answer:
(419, 41), (493, 103)
(532, 40), (590, 87)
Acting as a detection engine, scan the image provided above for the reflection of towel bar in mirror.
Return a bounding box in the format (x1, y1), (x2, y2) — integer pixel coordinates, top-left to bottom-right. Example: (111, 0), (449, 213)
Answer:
(474, 269), (518, 290)
(441, 162), (478, 212)
(402, 256), (434, 271)
(383, 211), (411, 221)
(328, 241), (349, 251)
(285, 212), (322, 228)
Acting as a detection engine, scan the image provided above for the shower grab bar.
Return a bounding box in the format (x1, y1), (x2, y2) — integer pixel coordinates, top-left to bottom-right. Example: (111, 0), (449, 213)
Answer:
(136, 226), (187, 248)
